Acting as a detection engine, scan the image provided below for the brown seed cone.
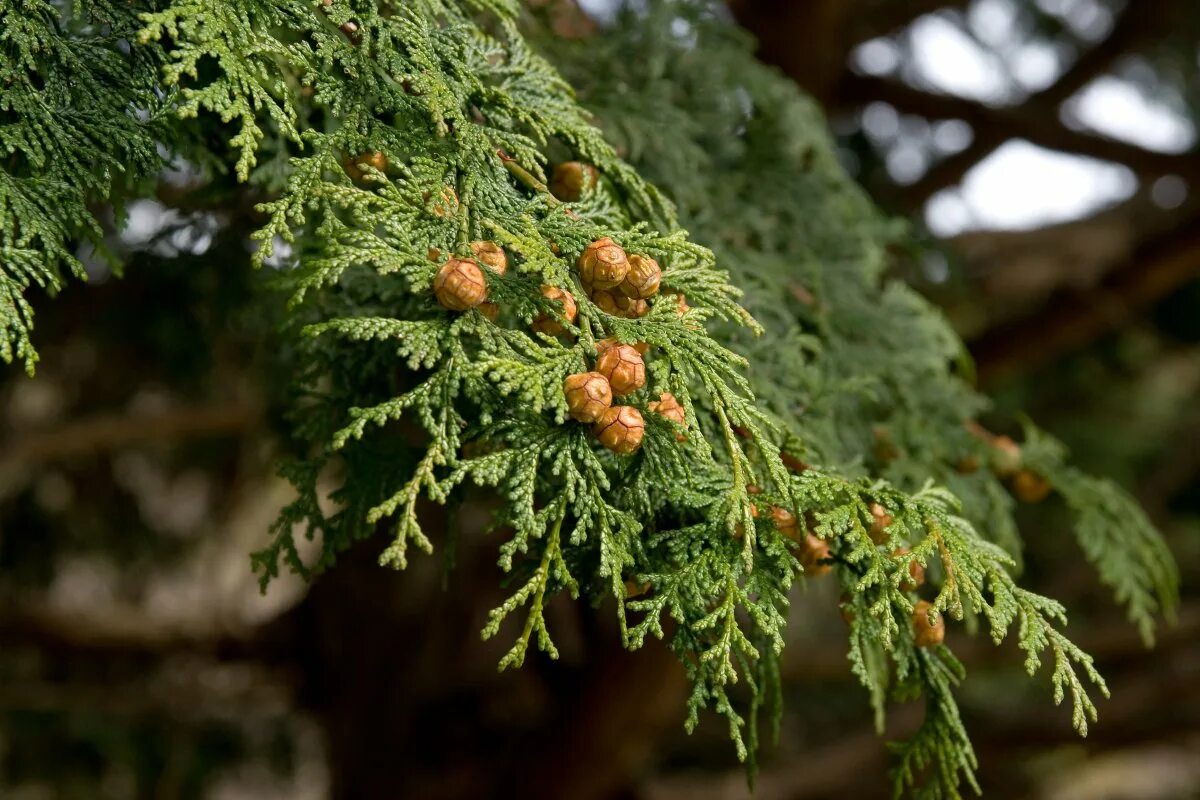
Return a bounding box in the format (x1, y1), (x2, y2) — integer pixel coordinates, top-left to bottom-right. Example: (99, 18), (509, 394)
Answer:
(619, 254), (662, 299)
(733, 503), (760, 540)
(479, 302), (500, 322)
(532, 285), (578, 335)
(991, 435), (1022, 478)
(624, 579), (652, 598)
(591, 288), (617, 315)
(550, 161), (598, 201)
(470, 240), (507, 275)
(868, 502), (892, 545)
(797, 532), (832, 575)
(621, 296), (650, 318)
(646, 394), (680, 419)
(1012, 469), (1052, 503)
(594, 405), (644, 455)
(433, 258), (487, 311)
(912, 600), (945, 648)
(563, 371), (613, 424)
(675, 293), (690, 317)
(578, 237), (629, 290)
(956, 454), (981, 474)
(648, 392), (685, 440)
(344, 150), (388, 181)
(596, 337), (649, 356)
(591, 288), (646, 319)
(893, 547), (926, 591)
(771, 506), (798, 534)
(595, 343), (646, 396)
(782, 452), (810, 474)
(590, 287), (621, 316)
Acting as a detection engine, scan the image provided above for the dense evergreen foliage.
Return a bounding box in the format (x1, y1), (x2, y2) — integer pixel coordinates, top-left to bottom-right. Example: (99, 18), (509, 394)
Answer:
(0, 1), (1179, 796)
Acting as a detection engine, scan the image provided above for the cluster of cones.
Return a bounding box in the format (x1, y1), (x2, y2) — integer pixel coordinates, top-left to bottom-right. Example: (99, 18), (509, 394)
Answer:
(563, 340), (685, 455)
(416, 157), (947, 645)
(735, 487), (833, 576)
(864, 502), (943, 647)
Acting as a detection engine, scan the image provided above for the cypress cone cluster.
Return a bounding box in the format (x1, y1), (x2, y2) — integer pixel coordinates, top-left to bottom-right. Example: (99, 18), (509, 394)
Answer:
(577, 236), (661, 319)
(431, 222), (674, 459)
(972, 427), (1055, 503)
(556, 234), (682, 454)
(562, 342), (650, 455)
(556, 234), (675, 455)
(730, 491), (835, 575)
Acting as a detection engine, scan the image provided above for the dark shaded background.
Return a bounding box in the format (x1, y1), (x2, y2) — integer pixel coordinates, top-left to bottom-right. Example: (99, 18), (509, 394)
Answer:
(1, 0), (1198, 797)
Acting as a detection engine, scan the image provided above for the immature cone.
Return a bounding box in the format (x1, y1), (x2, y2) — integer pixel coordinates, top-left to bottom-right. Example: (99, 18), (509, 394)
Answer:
(1012, 469), (1052, 503)
(797, 532), (832, 575)
(344, 150), (388, 181)
(532, 285), (578, 335)
(470, 240), (507, 275)
(893, 547), (926, 591)
(563, 372), (613, 424)
(771, 506), (797, 534)
(425, 186), (459, 218)
(991, 435), (1022, 478)
(648, 392), (686, 440)
(595, 343), (646, 396)
(781, 452), (810, 474)
(675, 293), (691, 317)
(578, 237), (629, 290)
(956, 454), (981, 474)
(912, 600), (945, 648)
(624, 579), (652, 598)
(619, 254), (662, 299)
(733, 503), (760, 540)
(433, 258), (487, 311)
(594, 406), (645, 455)
(550, 161), (598, 201)
(868, 502), (892, 544)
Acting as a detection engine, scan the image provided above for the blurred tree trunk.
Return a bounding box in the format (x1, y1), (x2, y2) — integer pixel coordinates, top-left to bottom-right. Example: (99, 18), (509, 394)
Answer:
(295, 522), (688, 800)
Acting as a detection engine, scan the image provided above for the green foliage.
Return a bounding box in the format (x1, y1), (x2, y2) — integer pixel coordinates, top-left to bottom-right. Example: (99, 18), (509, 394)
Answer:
(0, 0), (167, 373)
(533, 1), (1174, 791)
(1021, 423), (1180, 644)
(0, 0), (1180, 797)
